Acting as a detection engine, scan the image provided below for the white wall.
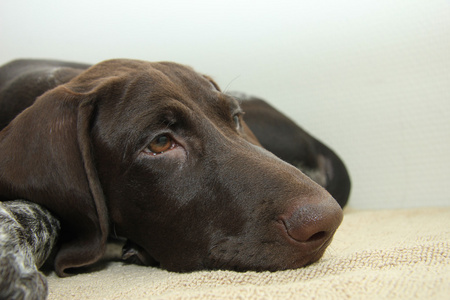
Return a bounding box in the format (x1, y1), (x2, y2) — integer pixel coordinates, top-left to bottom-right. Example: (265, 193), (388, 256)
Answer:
(1, 0), (449, 209)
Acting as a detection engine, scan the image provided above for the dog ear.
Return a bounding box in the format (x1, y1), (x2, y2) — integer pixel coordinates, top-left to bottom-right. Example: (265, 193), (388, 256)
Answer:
(0, 85), (109, 277)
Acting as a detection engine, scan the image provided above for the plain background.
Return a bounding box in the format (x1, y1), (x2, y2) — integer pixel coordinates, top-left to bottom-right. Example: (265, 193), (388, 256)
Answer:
(1, 0), (449, 209)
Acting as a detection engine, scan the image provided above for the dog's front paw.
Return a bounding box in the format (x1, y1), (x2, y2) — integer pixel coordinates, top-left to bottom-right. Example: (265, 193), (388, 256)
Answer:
(0, 255), (48, 300)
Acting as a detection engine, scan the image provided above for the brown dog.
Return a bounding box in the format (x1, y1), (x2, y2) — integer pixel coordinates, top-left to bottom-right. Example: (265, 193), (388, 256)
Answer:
(0, 59), (343, 276)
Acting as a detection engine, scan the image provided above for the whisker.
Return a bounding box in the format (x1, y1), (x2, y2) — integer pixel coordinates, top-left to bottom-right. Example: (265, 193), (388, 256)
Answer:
(223, 75), (241, 94)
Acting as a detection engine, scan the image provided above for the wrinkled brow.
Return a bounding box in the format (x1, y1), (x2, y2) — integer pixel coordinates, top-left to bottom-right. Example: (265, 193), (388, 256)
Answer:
(138, 99), (194, 130)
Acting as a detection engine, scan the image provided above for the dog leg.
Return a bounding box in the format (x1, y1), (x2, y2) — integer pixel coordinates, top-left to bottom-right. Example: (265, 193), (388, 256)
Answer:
(0, 200), (60, 300)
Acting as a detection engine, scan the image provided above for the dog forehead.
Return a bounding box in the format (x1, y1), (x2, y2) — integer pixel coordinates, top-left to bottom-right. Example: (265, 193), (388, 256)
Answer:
(95, 59), (211, 88)
(98, 60), (233, 112)
(67, 59), (214, 96)
(88, 59), (236, 132)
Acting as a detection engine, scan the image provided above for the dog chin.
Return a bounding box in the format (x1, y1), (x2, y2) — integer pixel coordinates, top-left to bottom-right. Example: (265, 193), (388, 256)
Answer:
(200, 241), (331, 273)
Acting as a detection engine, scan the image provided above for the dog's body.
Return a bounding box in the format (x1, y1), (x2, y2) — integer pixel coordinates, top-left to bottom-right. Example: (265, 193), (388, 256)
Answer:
(0, 59), (349, 298)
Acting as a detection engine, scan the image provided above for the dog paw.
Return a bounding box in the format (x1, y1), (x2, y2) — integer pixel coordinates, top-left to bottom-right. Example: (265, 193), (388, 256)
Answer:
(0, 256), (48, 300)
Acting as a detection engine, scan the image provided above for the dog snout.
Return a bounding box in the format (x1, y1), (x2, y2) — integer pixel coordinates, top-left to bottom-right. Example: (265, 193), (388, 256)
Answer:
(277, 197), (343, 246)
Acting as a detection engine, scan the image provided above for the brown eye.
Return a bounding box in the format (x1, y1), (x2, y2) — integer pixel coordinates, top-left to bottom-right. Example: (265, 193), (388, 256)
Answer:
(145, 134), (174, 155)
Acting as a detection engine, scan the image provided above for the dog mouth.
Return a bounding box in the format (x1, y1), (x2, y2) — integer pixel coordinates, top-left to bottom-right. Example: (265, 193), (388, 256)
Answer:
(302, 234), (334, 266)
(203, 231), (335, 272)
(120, 230), (335, 272)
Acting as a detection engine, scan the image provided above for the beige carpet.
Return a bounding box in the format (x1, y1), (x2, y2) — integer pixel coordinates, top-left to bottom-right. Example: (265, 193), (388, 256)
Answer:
(47, 207), (450, 299)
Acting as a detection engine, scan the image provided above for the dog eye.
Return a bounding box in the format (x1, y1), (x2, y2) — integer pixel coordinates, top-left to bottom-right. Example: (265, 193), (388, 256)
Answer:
(144, 134), (174, 155)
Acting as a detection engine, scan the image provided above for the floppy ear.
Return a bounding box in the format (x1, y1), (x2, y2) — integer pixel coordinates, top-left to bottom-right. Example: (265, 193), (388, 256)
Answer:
(0, 85), (109, 277)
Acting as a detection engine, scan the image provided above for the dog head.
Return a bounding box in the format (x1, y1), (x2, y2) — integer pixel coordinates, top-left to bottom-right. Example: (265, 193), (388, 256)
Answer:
(0, 59), (342, 275)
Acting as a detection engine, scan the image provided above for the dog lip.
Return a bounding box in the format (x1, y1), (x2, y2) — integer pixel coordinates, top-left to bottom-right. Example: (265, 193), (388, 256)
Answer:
(307, 234), (334, 263)
(287, 234), (334, 269)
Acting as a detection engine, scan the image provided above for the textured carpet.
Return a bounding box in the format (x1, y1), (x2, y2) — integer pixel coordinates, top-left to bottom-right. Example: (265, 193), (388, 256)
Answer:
(47, 207), (450, 299)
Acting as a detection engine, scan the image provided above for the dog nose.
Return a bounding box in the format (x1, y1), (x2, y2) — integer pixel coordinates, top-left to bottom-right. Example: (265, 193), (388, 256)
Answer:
(278, 198), (343, 244)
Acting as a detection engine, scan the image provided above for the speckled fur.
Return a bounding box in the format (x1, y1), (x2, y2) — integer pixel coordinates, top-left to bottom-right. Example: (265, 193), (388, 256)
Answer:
(0, 200), (60, 300)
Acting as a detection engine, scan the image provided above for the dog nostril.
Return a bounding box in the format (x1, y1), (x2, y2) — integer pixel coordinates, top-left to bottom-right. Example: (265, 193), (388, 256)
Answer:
(307, 231), (327, 242)
(282, 220), (331, 243)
